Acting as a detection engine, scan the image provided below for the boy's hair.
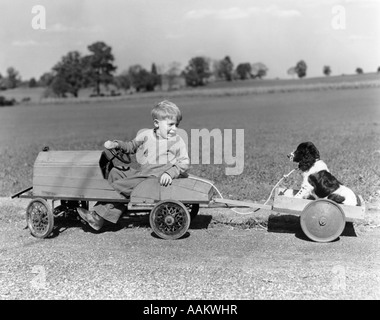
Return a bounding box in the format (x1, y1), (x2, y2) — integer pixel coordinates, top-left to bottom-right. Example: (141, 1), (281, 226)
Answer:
(151, 100), (182, 124)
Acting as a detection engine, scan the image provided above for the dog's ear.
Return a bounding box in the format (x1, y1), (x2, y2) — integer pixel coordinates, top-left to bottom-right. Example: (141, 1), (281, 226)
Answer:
(308, 173), (318, 188)
(306, 142), (320, 160)
(321, 171), (341, 189)
(308, 171), (335, 198)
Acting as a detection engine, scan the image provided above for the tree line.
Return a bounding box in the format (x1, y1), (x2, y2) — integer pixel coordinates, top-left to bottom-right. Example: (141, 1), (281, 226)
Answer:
(1, 40), (379, 99)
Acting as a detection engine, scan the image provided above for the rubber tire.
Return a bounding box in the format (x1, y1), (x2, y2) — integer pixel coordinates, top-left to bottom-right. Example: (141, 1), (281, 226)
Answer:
(300, 199), (346, 243)
(26, 198), (54, 238)
(149, 200), (190, 240)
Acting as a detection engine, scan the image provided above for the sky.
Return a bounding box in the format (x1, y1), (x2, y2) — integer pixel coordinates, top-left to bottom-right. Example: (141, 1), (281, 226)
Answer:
(0, 0), (379, 80)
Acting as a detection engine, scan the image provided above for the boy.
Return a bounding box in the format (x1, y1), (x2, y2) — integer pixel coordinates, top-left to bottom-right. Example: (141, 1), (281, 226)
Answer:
(77, 100), (190, 231)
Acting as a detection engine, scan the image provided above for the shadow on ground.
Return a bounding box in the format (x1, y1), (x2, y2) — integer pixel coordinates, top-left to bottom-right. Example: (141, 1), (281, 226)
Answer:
(49, 211), (213, 238)
(267, 214), (357, 241)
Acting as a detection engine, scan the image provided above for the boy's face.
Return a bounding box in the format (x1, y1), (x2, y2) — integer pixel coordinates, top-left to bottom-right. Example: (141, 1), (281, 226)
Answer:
(154, 118), (178, 139)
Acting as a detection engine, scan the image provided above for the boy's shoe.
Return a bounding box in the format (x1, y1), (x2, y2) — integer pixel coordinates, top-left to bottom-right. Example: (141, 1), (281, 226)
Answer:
(77, 207), (104, 231)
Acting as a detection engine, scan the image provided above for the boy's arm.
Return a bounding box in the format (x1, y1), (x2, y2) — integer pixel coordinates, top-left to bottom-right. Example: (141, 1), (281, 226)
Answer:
(114, 138), (145, 154)
(165, 138), (190, 179)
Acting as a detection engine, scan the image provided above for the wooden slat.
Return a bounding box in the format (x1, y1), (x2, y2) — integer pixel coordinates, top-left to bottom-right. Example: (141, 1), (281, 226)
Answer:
(33, 185), (124, 200)
(213, 198), (272, 210)
(33, 175), (114, 190)
(35, 150), (102, 164)
(34, 165), (103, 179)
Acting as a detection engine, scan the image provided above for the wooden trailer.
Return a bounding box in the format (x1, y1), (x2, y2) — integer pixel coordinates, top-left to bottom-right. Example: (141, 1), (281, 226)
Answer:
(12, 149), (366, 242)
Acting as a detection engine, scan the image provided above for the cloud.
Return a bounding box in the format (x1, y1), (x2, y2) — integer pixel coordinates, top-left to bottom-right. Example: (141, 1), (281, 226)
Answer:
(218, 7), (255, 20)
(45, 23), (103, 34)
(184, 5), (301, 20)
(184, 9), (214, 19)
(44, 23), (73, 33)
(265, 6), (302, 18)
(12, 40), (38, 47)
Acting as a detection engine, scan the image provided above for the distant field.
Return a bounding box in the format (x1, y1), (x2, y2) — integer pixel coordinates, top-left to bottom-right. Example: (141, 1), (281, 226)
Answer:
(1, 73), (379, 104)
(0, 86), (379, 204)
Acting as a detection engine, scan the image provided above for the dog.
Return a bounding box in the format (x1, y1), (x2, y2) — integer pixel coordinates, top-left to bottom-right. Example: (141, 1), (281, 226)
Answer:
(287, 141), (360, 206)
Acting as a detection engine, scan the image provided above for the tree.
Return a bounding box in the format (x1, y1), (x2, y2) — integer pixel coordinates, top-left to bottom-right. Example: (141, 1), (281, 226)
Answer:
(182, 56), (211, 87)
(323, 65), (331, 76)
(51, 51), (86, 97)
(356, 67), (363, 74)
(295, 60), (307, 78)
(38, 72), (54, 87)
(5, 67), (21, 89)
(28, 78), (38, 88)
(50, 75), (71, 97)
(215, 56), (234, 81)
(377, 66), (380, 73)
(84, 41), (117, 96)
(166, 62), (181, 90)
(235, 63), (252, 80)
(251, 62), (268, 79)
(150, 63), (162, 89)
(114, 71), (131, 91)
(0, 73), (5, 90)
(127, 64), (157, 92)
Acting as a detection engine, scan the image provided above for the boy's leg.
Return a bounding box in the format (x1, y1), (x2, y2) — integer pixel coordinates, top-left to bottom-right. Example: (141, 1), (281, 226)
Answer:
(77, 207), (105, 231)
(111, 174), (150, 197)
(93, 202), (127, 224)
(77, 202), (126, 230)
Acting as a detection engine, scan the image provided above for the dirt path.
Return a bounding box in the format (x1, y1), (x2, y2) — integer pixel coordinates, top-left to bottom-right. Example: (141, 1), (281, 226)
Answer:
(1, 198), (379, 300)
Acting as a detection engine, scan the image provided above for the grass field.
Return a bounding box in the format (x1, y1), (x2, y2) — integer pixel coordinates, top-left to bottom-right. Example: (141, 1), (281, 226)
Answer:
(0, 85), (379, 205)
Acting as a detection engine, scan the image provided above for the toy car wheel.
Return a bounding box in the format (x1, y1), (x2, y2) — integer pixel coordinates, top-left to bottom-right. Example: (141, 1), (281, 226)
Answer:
(149, 200), (190, 240)
(26, 198), (54, 238)
(184, 203), (200, 220)
(300, 199), (346, 243)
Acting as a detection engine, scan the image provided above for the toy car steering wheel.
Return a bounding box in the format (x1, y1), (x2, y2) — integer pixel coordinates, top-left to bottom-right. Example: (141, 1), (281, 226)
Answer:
(108, 148), (131, 165)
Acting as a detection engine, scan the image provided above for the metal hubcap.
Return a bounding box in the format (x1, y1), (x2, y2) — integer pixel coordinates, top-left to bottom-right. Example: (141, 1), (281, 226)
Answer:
(319, 217), (327, 226)
(164, 215), (175, 226)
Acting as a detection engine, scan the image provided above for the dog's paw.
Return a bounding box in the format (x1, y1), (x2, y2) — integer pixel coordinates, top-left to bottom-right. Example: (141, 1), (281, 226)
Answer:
(281, 189), (295, 197)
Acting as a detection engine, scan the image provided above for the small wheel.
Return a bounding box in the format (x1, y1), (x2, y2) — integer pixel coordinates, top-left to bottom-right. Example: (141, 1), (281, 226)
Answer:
(184, 203), (200, 220)
(300, 199), (346, 243)
(149, 200), (190, 240)
(26, 198), (54, 238)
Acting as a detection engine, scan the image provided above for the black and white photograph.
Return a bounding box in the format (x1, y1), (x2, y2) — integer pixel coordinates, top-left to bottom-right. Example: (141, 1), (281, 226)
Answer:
(0, 0), (379, 304)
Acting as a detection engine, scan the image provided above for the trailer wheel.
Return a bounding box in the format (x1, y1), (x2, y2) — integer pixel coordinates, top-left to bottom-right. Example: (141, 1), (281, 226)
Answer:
(184, 203), (200, 220)
(26, 198), (54, 238)
(300, 199), (345, 243)
(149, 200), (190, 240)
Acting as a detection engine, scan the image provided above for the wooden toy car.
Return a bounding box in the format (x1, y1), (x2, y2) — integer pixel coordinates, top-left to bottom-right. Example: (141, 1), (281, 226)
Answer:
(12, 149), (214, 240)
(12, 149), (366, 242)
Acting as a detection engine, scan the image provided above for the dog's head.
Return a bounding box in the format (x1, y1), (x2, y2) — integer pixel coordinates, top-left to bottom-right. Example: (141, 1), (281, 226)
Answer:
(287, 141), (320, 172)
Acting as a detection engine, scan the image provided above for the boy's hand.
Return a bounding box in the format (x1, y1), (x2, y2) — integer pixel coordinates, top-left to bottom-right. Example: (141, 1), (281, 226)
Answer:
(160, 173), (172, 187)
(104, 140), (119, 149)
